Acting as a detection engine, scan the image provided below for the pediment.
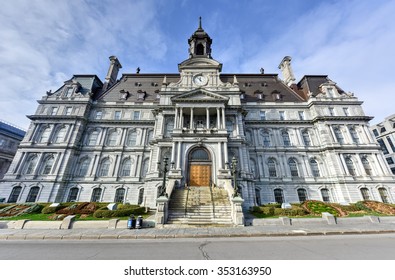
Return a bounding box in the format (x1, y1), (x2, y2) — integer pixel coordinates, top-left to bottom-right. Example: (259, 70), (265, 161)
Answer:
(171, 88), (229, 103)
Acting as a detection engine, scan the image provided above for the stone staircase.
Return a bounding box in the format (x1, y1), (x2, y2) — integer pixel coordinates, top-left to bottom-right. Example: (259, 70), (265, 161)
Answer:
(167, 186), (233, 226)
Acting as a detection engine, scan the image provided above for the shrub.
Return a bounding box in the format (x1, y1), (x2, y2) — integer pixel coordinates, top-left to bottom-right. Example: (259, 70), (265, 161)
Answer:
(93, 206), (146, 218)
(303, 200), (339, 216)
(41, 205), (65, 214)
(355, 201), (372, 212)
(268, 206), (275, 216)
(251, 206), (263, 214)
(56, 202), (98, 215)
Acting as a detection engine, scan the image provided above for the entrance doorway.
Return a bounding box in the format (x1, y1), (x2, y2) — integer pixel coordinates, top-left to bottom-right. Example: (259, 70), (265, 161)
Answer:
(188, 148), (211, 187)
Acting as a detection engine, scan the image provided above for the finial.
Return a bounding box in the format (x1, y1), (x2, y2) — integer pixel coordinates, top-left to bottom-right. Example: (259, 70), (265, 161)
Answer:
(136, 67), (140, 74)
(199, 16), (202, 29)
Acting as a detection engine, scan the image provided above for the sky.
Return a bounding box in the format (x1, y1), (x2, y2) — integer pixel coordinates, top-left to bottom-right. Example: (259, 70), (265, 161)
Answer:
(1, 0), (395, 130)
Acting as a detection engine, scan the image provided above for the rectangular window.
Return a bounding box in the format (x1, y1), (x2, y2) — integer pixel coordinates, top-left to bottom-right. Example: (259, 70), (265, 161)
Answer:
(298, 111), (304, 120)
(279, 111), (285, 120)
(133, 111), (141, 120)
(391, 167), (395, 175)
(386, 157), (394, 165)
(65, 87), (73, 97)
(386, 136), (395, 152)
(377, 139), (389, 154)
(65, 107), (73, 115)
(373, 129), (379, 137)
(259, 111), (266, 120)
(51, 107), (58, 115)
(114, 111), (121, 120)
(95, 111), (103, 120)
(343, 107), (349, 116)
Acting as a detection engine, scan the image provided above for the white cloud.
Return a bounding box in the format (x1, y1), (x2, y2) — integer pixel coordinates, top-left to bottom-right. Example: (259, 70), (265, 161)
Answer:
(240, 0), (395, 123)
(0, 0), (166, 128)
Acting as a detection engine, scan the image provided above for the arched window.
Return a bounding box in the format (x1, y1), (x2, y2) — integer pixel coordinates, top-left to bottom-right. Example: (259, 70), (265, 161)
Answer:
(297, 188), (308, 202)
(146, 130), (154, 144)
(349, 127), (360, 144)
(360, 187), (370, 200)
(190, 148), (209, 161)
(345, 157), (356, 176)
(88, 130), (99, 146)
(7, 186), (22, 203)
(282, 131), (291, 146)
(91, 188), (102, 202)
(268, 159), (277, 177)
(334, 127), (344, 144)
(255, 188), (261, 205)
(226, 119), (234, 135)
(361, 157), (372, 176)
(262, 131), (270, 147)
(302, 130), (311, 146)
(77, 158), (90, 177)
(41, 156), (54, 175)
(288, 158), (299, 177)
(141, 158), (149, 179)
(107, 131), (118, 146)
(138, 188), (144, 204)
(26, 186), (40, 203)
(39, 127), (51, 143)
(114, 188), (125, 203)
(54, 127), (66, 143)
(321, 188), (330, 202)
(24, 156), (38, 174)
(310, 159), (320, 177)
(127, 130), (137, 146)
(378, 187), (389, 203)
(196, 43), (204, 55)
(274, 188), (284, 204)
(121, 158), (131, 177)
(98, 159), (111, 177)
(67, 187), (79, 202)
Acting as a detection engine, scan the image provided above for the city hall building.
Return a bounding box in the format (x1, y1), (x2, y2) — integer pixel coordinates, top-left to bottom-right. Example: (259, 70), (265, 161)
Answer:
(1, 21), (394, 211)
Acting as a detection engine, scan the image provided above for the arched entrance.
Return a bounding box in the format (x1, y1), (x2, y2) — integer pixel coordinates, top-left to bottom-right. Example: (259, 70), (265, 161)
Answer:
(188, 147), (211, 186)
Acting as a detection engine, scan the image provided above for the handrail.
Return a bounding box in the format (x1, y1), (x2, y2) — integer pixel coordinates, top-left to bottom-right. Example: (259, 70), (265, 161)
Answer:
(209, 180), (215, 219)
(184, 183), (189, 217)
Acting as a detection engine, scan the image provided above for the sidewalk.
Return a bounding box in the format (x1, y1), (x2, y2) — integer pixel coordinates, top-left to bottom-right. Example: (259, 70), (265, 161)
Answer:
(1, 215), (395, 240)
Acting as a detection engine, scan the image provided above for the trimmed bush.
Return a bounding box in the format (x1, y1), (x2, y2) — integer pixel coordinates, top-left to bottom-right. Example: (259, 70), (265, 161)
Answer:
(93, 206), (146, 218)
(41, 205), (65, 214)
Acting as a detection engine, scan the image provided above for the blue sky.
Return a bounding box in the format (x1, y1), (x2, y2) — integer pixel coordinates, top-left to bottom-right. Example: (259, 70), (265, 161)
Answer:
(1, 0), (394, 129)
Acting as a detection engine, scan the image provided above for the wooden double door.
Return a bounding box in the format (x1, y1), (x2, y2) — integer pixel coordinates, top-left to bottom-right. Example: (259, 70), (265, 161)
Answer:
(189, 164), (211, 186)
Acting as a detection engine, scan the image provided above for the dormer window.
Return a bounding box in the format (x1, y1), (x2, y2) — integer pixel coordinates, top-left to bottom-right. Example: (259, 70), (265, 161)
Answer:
(271, 90), (282, 101)
(137, 90), (146, 100)
(65, 87), (73, 97)
(327, 87), (335, 98)
(95, 111), (103, 120)
(119, 90), (129, 100)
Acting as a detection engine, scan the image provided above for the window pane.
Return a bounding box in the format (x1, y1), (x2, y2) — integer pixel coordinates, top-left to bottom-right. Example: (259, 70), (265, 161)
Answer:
(91, 188), (102, 202)
(26, 187), (40, 202)
(289, 159), (298, 177)
(114, 188), (125, 203)
(321, 189), (330, 202)
(297, 188), (307, 202)
(360, 188), (370, 200)
(67, 188), (79, 202)
(378, 188), (389, 203)
(268, 160), (277, 177)
(8, 186), (22, 203)
(274, 189), (284, 204)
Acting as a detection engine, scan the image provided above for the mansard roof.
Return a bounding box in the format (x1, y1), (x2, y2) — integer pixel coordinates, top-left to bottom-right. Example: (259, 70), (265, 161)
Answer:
(297, 75), (346, 98)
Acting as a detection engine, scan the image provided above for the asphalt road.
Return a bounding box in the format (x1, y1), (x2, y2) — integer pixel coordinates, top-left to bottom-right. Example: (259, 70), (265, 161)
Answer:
(0, 233), (394, 260)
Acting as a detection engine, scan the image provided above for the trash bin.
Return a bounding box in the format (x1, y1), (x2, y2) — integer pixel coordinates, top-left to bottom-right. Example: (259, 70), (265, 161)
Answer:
(127, 215), (136, 229)
(136, 215), (143, 229)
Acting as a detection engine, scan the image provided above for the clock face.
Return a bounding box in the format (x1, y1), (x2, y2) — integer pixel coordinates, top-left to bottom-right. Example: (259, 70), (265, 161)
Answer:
(193, 74), (207, 86)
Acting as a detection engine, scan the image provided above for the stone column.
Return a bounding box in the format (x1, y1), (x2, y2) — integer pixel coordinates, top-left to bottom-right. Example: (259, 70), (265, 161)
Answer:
(217, 107), (221, 129)
(224, 142), (229, 165)
(206, 108), (210, 129)
(180, 108), (184, 129)
(218, 142), (223, 169)
(177, 141), (181, 169)
(171, 142), (176, 163)
(221, 108), (226, 129)
(174, 107), (179, 129)
(190, 108), (194, 130)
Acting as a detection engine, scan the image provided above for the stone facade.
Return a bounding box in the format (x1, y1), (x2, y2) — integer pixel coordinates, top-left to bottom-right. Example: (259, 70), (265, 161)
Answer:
(1, 23), (394, 207)
(0, 121), (25, 182)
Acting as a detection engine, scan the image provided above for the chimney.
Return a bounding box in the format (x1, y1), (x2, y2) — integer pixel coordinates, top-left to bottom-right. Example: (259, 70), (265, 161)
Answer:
(278, 56), (296, 86)
(105, 56), (122, 87)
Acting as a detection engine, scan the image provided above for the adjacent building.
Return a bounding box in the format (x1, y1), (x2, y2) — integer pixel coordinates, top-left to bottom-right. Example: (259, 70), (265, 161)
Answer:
(0, 121), (25, 181)
(1, 21), (394, 208)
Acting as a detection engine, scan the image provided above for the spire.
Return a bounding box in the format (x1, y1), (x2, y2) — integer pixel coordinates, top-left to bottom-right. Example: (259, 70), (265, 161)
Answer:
(188, 17), (212, 58)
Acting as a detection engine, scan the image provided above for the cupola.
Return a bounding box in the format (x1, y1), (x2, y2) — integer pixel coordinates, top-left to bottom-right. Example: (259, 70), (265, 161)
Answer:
(188, 17), (212, 58)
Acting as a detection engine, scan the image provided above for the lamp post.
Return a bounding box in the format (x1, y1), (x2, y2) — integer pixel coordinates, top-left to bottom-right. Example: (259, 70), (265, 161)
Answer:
(226, 156), (240, 197)
(157, 157), (174, 197)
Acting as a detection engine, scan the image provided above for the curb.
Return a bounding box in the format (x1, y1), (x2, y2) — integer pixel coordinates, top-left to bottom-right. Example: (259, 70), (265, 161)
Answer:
(1, 229), (395, 240)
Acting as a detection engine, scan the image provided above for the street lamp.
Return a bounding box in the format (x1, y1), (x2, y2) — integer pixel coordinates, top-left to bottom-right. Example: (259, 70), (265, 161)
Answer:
(226, 156), (240, 197)
(157, 157), (174, 197)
